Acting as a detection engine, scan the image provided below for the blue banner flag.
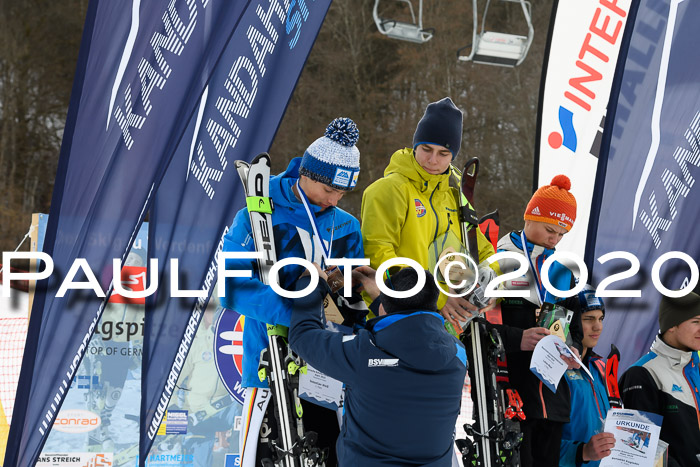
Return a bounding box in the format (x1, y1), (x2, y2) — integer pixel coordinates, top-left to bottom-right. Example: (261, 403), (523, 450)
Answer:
(141, 0), (333, 461)
(4, 1), (251, 464)
(588, 0), (700, 370)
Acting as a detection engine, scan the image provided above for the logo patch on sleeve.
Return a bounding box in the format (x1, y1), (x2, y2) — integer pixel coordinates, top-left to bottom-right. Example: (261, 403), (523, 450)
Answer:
(368, 358), (399, 367)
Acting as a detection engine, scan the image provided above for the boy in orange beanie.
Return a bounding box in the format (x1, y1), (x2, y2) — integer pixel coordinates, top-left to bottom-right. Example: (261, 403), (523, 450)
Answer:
(491, 175), (584, 467)
(523, 174), (577, 235)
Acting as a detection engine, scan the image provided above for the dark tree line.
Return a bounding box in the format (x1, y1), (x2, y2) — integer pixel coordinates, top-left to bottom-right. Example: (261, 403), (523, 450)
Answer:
(1, 0), (553, 254)
(0, 0), (87, 253)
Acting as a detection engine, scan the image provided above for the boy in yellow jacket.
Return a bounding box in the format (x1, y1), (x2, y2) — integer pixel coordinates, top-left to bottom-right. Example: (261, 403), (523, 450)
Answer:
(361, 97), (496, 327)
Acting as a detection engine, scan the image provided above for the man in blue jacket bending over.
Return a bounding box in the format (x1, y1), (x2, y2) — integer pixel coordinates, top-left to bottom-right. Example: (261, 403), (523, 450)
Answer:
(290, 266), (467, 466)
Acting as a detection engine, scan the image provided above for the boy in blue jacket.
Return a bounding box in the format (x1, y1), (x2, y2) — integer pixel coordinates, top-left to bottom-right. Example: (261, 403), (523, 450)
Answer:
(221, 118), (365, 466)
(560, 285), (615, 466)
(290, 267), (467, 467)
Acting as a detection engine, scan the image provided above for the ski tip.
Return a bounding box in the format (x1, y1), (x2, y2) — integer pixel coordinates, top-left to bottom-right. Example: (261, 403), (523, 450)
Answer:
(236, 153), (271, 171)
(462, 157), (479, 178)
(607, 343), (620, 359)
(234, 160), (249, 170)
(251, 152), (271, 165)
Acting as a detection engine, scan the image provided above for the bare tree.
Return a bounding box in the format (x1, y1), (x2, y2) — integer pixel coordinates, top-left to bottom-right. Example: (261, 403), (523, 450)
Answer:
(0, 0), (86, 253)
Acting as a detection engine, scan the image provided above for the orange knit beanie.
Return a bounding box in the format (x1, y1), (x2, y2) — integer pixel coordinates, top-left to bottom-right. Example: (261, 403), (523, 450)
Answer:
(523, 175), (577, 231)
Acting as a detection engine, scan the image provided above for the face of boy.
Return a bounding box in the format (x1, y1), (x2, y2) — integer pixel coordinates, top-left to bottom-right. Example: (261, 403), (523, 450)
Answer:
(414, 144), (452, 175)
(581, 309), (604, 350)
(523, 220), (568, 249)
(667, 314), (700, 352)
(299, 176), (345, 210)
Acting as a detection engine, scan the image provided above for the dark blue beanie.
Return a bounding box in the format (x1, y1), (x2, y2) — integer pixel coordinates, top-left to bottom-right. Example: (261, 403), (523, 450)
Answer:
(413, 97), (463, 159)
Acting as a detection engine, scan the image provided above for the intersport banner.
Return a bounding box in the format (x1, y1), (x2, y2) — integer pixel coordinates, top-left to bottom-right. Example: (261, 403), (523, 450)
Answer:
(536, 0), (632, 258)
(589, 0), (700, 370)
(4, 1), (250, 465)
(141, 0), (333, 462)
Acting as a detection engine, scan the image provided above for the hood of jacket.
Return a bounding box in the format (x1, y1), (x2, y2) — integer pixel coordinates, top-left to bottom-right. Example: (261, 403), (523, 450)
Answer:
(269, 157), (326, 216)
(384, 147), (452, 194)
(366, 311), (465, 371)
(652, 335), (697, 368)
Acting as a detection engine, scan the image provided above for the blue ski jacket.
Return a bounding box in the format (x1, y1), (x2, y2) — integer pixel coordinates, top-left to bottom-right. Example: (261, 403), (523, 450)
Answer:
(560, 353), (611, 467)
(289, 276), (467, 467)
(221, 157), (364, 388)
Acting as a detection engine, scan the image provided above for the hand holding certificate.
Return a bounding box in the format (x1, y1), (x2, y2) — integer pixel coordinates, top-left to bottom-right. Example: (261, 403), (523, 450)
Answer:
(599, 408), (663, 467)
(529, 335), (591, 392)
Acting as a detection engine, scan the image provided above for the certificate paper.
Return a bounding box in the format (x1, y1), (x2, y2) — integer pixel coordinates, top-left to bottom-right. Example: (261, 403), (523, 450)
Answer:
(298, 314), (351, 410)
(600, 408), (663, 467)
(298, 364), (344, 411)
(529, 334), (591, 392)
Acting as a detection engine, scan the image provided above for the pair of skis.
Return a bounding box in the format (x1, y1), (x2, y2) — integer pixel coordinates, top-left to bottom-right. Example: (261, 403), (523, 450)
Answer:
(236, 153), (324, 467)
(453, 158), (524, 466)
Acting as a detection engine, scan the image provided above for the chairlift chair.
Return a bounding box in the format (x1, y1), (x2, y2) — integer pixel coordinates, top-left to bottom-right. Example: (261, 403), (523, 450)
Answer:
(458, 0), (534, 67)
(373, 0), (434, 44)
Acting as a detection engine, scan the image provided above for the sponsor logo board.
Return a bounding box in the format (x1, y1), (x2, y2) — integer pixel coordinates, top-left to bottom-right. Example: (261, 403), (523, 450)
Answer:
(53, 409), (101, 434)
(36, 453), (112, 467)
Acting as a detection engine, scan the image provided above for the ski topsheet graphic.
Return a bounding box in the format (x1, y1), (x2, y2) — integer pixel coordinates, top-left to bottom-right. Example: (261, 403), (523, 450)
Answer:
(235, 153), (324, 467)
(605, 344), (623, 409)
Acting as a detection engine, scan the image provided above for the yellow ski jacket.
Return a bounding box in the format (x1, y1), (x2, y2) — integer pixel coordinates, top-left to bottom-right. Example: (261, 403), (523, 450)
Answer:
(361, 148), (496, 309)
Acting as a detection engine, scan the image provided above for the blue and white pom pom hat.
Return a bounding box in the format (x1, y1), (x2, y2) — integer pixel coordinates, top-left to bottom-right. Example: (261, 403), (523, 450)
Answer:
(299, 117), (360, 191)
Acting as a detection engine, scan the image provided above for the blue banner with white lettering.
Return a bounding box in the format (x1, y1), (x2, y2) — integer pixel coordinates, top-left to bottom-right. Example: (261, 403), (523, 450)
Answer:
(141, 0), (333, 462)
(588, 0), (700, 370)
(4, 1), (250, 465)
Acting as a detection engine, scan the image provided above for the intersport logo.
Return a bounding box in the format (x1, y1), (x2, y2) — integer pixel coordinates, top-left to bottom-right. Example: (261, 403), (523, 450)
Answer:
(548, 106), (577, 152)
(546, 0), (629, 154)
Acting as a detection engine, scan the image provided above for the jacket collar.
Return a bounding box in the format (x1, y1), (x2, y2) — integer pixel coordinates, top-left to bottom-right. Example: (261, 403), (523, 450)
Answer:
(366, 310), (444, 333)
(271, 157), (330, 216)
(509, 230), (552, 258)
(652, 335), (694, 367)
(384, 148), (451, 193)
